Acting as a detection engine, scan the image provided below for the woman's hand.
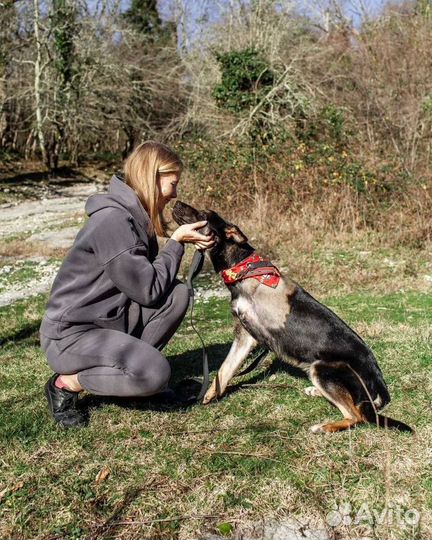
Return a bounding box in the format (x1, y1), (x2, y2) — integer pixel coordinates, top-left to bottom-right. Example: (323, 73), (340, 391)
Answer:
(171, 221), (215, 250)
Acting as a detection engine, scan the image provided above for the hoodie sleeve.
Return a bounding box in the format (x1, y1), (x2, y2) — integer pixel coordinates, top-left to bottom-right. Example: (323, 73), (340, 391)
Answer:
(90, 208), (185, 306)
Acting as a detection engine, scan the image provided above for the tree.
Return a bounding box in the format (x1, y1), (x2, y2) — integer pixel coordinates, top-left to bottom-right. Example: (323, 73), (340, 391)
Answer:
(122, 0), (162, 37)
(416, 0), (431, 16)
(120, 0), (180, 155)
(0, 1), (18, 147)
(48, 0), (80, 168)
(33, 0), (48, 166)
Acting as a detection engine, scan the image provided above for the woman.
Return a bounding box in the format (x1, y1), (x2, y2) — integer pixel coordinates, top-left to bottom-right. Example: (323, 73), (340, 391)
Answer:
(40, 141), (214, 428)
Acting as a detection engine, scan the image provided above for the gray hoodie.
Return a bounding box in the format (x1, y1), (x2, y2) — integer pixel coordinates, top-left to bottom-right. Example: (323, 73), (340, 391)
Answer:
(39, 174), (184, 339)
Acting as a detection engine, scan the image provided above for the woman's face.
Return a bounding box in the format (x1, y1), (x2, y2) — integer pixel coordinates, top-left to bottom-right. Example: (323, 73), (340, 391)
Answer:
(158, 172), (180, 208)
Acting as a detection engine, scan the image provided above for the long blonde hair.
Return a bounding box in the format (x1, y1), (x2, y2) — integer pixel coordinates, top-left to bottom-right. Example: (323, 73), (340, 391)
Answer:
(123, 140), (183, 236)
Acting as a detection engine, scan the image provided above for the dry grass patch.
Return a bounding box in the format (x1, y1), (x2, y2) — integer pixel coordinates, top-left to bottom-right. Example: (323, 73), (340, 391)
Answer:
(0, 239), (68, 260)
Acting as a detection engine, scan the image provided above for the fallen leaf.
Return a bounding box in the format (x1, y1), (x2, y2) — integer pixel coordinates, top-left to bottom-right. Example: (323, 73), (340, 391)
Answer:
(0, 481), (24, 502)
(95, 466), (110, 485)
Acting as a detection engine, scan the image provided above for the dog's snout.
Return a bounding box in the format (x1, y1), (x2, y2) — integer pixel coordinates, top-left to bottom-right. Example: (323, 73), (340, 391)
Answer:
(173, 201), (185, 211)
(172, 201), (188, 225)
(172, 200), (205, 226)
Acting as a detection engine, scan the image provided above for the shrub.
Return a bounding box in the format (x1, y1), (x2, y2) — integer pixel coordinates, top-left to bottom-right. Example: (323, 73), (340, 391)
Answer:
(212, 48), (275, 114)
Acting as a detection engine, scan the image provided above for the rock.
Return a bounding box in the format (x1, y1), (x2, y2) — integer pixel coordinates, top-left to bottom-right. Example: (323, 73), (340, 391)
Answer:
(204, 519), (331, 540)
(263, 520), (329, 540)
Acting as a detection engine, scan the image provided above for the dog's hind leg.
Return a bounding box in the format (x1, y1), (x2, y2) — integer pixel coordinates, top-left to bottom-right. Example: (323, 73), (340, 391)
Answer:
(309, 361), (365, 434)
(202, 321), (257, 404)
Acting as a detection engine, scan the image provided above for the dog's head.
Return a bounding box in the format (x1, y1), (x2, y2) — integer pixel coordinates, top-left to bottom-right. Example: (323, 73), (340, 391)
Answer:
(172, 201), (248, 250)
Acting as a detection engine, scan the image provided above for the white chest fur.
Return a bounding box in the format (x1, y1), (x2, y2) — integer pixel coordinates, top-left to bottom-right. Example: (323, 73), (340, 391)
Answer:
(232, 296), (261, 327)
(231, 281), (289, 340)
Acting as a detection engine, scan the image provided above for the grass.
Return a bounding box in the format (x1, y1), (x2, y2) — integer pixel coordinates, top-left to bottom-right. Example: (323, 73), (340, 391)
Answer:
(0, 287), (431, 539)
(0, 259), (61, 294)
(0, 262), (40, 294)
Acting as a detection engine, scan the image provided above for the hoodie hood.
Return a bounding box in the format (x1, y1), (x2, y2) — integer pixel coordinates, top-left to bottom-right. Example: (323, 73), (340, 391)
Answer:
(85, 173), (151, 231)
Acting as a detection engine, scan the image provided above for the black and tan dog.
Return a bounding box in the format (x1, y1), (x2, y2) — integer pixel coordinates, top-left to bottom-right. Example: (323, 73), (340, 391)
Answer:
(172, 201), (413, 434)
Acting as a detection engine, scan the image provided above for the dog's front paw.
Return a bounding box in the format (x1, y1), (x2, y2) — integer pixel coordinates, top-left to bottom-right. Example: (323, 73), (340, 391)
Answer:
(202, 376), (227, 404)
(202, 383), (218, 404)
(202, 393), (215, 404)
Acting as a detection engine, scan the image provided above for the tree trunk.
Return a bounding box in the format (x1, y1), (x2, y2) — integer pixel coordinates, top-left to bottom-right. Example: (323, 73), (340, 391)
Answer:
(0, 72), (7, 145)
(33, 0), (49, 167)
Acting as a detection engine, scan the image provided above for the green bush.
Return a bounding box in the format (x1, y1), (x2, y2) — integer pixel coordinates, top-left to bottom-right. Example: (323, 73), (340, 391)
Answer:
(212, 48), (274, 113)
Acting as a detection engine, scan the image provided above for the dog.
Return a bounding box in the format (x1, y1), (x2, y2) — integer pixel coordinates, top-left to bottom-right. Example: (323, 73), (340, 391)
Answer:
(172, 201), (413, 434)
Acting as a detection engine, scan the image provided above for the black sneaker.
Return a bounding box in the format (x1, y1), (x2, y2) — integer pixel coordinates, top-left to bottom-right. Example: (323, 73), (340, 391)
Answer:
(44, 374), (87, 428)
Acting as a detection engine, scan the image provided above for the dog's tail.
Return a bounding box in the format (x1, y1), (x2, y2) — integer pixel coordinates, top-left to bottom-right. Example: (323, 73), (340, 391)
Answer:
(347, 360), (412, 432)
(360, 403), (414, 433)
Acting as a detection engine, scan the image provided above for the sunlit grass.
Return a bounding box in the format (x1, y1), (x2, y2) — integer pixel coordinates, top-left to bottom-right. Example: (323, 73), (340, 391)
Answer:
(0, 289), (430, 539)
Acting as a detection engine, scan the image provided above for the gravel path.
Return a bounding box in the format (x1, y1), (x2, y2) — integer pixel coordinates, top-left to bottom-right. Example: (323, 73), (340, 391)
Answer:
(0, 183), (97, 240)
(0, 182), (98, 307)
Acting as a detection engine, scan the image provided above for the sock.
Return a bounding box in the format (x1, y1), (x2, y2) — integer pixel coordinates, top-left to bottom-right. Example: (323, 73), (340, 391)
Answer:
(55, 375), (76, 392)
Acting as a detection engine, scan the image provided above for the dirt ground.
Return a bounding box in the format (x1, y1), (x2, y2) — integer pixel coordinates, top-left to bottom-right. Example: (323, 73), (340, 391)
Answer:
(0, 179), (99, 306)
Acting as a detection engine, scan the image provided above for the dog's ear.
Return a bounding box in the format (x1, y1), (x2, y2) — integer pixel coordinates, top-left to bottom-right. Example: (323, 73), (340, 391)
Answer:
(224, 224), (248, 244)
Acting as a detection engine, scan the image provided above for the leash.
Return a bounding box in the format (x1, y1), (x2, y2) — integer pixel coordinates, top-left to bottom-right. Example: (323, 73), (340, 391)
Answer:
(185, 250), (270, 404)
(236, 347), (269, 377)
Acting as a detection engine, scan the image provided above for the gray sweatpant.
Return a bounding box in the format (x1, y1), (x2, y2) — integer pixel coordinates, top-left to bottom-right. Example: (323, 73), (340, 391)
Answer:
(40, 281), (189, 397)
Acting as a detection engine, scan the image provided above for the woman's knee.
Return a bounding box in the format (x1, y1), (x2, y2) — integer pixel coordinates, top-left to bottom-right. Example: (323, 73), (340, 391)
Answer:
(127, 354), (171, 396)
(40, 336), (73, 375)
(171, 281), (189, 317)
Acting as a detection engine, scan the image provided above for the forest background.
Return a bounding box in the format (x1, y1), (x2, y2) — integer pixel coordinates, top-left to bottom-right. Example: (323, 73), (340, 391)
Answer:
(1, 0), (431, 250)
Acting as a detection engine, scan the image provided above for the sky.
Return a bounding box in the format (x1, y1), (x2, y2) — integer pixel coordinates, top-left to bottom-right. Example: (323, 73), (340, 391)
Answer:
(117, 0), (405, 46)
(83, 0), (406, 51)
(154, 0), (405, 39)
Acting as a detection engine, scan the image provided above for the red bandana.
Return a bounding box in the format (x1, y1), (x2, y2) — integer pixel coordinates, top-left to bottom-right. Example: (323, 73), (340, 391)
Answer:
(221, 253), (281, 288)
